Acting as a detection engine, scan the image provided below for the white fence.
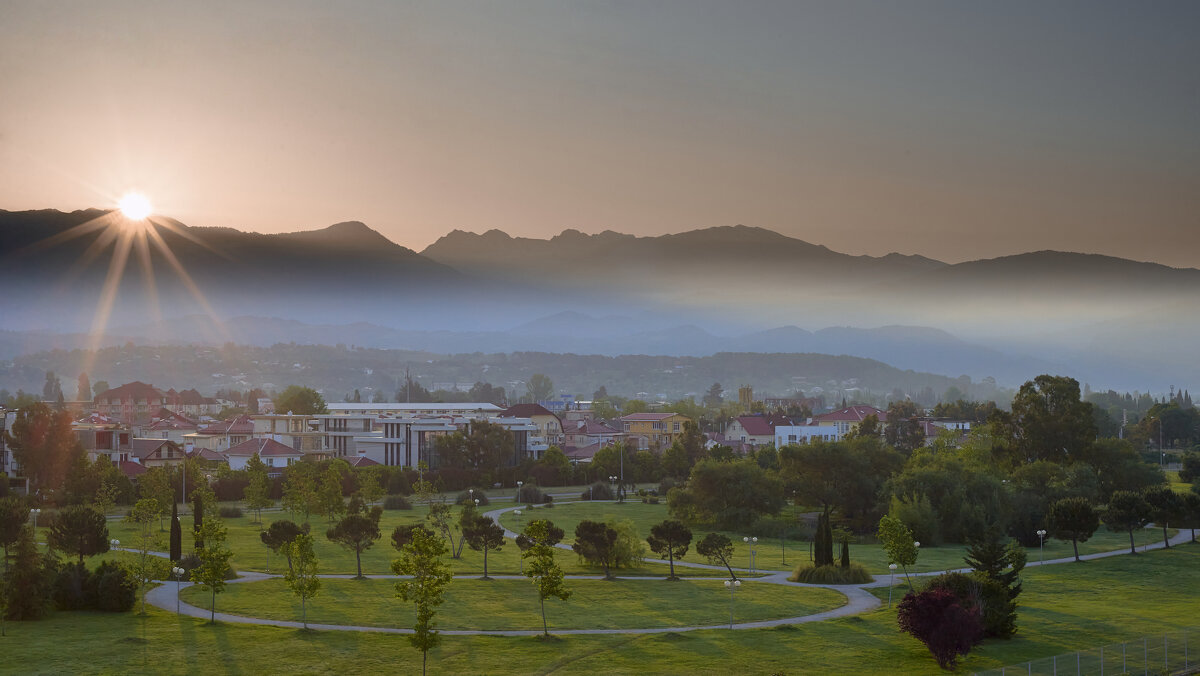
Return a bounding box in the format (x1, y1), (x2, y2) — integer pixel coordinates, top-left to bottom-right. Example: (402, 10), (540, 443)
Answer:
(973, 628), (1198, 676)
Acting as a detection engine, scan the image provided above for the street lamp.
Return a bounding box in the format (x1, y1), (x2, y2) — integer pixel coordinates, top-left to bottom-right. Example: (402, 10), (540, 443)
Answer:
(888, 563), (898, 608)
(473, 498), (480, 508)
(29, 508), (41, 530)
(609, 475), (618, 502)
(743, 536), (758, 573)
(172, 566), (185, 614)
(110, 538), (120, 550)
(516, 481), (523, 504)
(913, 541), (920, 577)
(723, 579), (741, 629)
(1036, 529), (1047, 564)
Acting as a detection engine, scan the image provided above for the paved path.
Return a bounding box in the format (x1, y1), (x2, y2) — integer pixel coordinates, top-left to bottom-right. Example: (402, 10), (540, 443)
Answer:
(141, 500), (1195, 636)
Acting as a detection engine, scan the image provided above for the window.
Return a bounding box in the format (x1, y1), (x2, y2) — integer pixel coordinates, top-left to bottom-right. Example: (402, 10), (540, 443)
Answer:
(673, 422), (680, 432)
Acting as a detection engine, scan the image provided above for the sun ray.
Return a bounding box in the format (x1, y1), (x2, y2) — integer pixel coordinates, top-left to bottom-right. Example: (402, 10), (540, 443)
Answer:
(81, 227), (135, 378)
(55, 221), (124, 292)
(144, 224), (231, 342)
(133, 228), (163, 327)
(147, 215), (233, 260)
(15, 211), (121, 256)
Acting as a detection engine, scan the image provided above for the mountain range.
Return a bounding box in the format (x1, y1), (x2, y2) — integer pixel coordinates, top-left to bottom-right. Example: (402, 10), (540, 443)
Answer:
(2, 207), (1198, 391)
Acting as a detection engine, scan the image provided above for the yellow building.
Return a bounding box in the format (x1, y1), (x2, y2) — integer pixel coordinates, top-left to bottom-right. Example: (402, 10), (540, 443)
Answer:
(619, 412), (692, 450)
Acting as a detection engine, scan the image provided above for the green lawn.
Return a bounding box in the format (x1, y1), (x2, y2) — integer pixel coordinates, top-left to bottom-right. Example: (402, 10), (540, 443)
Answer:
(496, 501), (1175, 576)
(179, 577), (846, 631)
(98, 505), (730, 578)
(8, 543), (1200, 674)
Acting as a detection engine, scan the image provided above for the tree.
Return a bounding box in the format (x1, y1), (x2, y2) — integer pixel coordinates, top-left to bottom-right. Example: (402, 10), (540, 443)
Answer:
(261, 520), (311, 572)
(191, 519), (234, 623)
(1178, 491), (1200, 543)
(780, 439), (903, 531)
(1104, 491), (1150, 555)
(1010, 375), (1097, 463)
(93, 478), (118, 518)
(318, 462), (349, 524)
(76, 372), (91, 402)
(92, 380), (110, 396)
(1046, 497), (1099, 562)
(573, 520), (619, 579)
(42, 371), (63, 403)
(667, 459), (784, 530)
(274, 385), (328, 415)
(696, 532), (738, 580)
(140, 466), (174, 531)
(647, 520), (692, 580)
(325, 497), (382, 579)
(526, 374), (554, 403)
(963, 526), (1025, 638)
(125, 498), (166, 614)
(703, 382), (724, 408)
(169, 500), (182, 562)
(814, 511), (835, 567)
(878, 515), (919, 589)
(0, 497), (25, 564)
(284, 533), (321, 629)
(521, 519), (571, 636)
(885, 400), (927, 453)
(282, 462), (319, 523)
(355, 466), (385, 505)
(243, 454), (274, 525)
(48, 505), (110, 566)
(392, 525), (453, 675)
(4, 402), (82, 490)
(897, 587), (984, 669)
(1142, 485), (1184, 549)
(848, 414), (882, 439)
(461, 514), (505, 579)
(4, 526), (48, 621)
(192, 486), (206, 550)
(392, 523), (437, 550)
(433, 421), (516, 474)
(426, 502), (464, 559)
(515, 520), (565, 552)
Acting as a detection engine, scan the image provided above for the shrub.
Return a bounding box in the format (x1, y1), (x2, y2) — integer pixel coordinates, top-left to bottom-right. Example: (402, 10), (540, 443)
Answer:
(642, 496), (660, 505)
(926, 572), (1014, 639)
(384, 495), (412, 510)
(517, 483), (549, 504)
(897, 588), (984, 669)
(581, 482), (614, 501)
(93, 561), (136, 612)
(175, 553), (202, 576)
(52, 562), (95, 610)
(788, 563), (872, 585)
(658, 477), (680, 496)
(218, 506), (244, 519)
(455, 490), (490, 506)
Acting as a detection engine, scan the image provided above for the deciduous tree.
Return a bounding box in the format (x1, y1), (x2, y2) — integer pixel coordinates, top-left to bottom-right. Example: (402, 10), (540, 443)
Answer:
(878, 515), (919, 589)
(325, 497), (382, 579)
(48, 505), (109, 566)
(5, 402), (82, 490)
(191, 519), (234, 623)
(243, 454), (273, 525)
(274, 385), (328, 415)
(285, 533), (321, 628)
(521, 519), (570, 636)
(1047, 497), (1099, 562)
(393, 526), (453, 675)
(1104, 490), (1150, 555)
(462, 514), (505, 579)
(897, 587), (984, 669)
(261, 520), (311, 572)
(1142, 485), (1184, 549)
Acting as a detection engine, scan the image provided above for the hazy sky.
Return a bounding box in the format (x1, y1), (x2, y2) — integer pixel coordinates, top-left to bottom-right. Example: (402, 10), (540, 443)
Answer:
(2, 1), (1197, 264)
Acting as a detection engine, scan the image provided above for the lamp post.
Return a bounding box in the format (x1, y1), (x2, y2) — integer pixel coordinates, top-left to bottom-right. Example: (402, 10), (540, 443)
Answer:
(30, 508), (41, 530)
(474, 498), (480, 508)
(468, 488), (474, 504)
(516, 481), (523, 504)
(888, 563), (898, 608)
(743, 536), (758, 573)
(723, 579), (741, 628)
(111, 538), (120, 551)
(609, 475), (617, 502)
(913, 541), (920, 577)
(172, 566), (185, 614)
(1036, 529), (1047, 564)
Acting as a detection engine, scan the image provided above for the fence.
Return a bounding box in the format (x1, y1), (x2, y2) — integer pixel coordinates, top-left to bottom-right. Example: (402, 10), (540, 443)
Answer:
(973, 628), (1199, 676)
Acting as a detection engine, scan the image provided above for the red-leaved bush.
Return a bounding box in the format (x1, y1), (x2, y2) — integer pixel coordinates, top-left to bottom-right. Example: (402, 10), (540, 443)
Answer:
(897, 588), (984, 669)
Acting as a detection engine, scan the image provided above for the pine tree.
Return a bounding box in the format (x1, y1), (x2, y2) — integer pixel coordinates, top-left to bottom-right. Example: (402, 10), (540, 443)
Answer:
(5, 526), (48, 620)
(840, 536), (851, 567)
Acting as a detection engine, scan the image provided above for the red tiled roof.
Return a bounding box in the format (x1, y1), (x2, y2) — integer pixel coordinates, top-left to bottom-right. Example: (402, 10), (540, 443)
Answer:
(118, 460), (148, 478)
(812, 405), (887, 424)
(575, 419), (622, 435)
(189, 448), (227, 462)
(735, 416), (776, 436)
(564, 442), (602, 461)
(94, 381), (167, 402)
(346, 456), (380, 468)
(129, 438), (176, 460)
(225, 437), (302, 457)
(197, 414), (254, 436)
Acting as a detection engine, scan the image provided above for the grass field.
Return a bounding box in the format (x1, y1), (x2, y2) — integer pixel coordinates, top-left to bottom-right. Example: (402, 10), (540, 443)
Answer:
(7, 543), (1200, 675)
(496, 501), (1177, 575)
(178, 577), (846, 631)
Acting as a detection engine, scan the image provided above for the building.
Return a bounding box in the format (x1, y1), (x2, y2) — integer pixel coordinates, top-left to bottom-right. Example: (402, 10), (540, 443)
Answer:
(774, 405), (887, 446)
(129, 438), (186, 468)
(137, 408), (199, 444)
(563, 419), (624, 449)
(184, 415), (255, 453)
(224, 438), (303, 472)
(313, 413), (378, 459)
(251, 414), (324, 454)
(724, 415), (789, 448)
(326, 402), (503, 418)
(499, 403), (564, 447)
(354, 415), (542, 468)
(619, 412), (692, 450)
(164, 388), (223, 417)
(92, 382), (170, 423)
(1, 409), (19, 479)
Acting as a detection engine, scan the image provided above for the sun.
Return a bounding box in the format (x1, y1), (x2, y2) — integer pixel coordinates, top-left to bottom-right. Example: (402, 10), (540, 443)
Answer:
(118, 192), (153, 220)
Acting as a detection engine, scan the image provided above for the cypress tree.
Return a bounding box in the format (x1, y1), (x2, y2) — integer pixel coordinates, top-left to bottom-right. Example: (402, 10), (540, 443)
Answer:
(193, 490), (204, 551)
(169, 500), (182, 562)
(840, 536), (851, 567)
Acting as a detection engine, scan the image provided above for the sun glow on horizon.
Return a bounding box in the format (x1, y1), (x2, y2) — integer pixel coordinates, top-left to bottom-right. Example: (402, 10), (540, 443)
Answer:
(118, 192), (153, 220)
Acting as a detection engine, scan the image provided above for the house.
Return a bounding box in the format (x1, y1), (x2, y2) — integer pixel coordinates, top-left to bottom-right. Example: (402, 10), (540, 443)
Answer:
(723, 415), (793, 448)
(164, 388), (222, 417)
(345, 455), (380, 469)
(184, 415), (254, 452)
(564, 419), (625, 449)
(251, 414), (324, 454)
(619, 412), (692, 450)
(92, 382), (170, 423)
(564, 442), (603, 463)
(774, 405), (888, 446)
(223, 438), (303, 471)
(138, 408), (199, 444)
(129, 438), (186, 467)
(499, 403), (564, 446)
(326, 402), (503, 418)
(117, 460), (148, 480)
(75, 416), (133, 463)
(313, 413), (378, 459)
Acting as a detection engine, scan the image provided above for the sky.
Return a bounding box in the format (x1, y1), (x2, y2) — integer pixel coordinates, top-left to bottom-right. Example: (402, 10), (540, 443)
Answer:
(2, 1), (1198, 265)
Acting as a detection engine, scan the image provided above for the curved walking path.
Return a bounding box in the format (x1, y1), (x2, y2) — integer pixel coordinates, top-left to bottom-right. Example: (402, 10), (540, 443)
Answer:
(141, 501), (1195, 636)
